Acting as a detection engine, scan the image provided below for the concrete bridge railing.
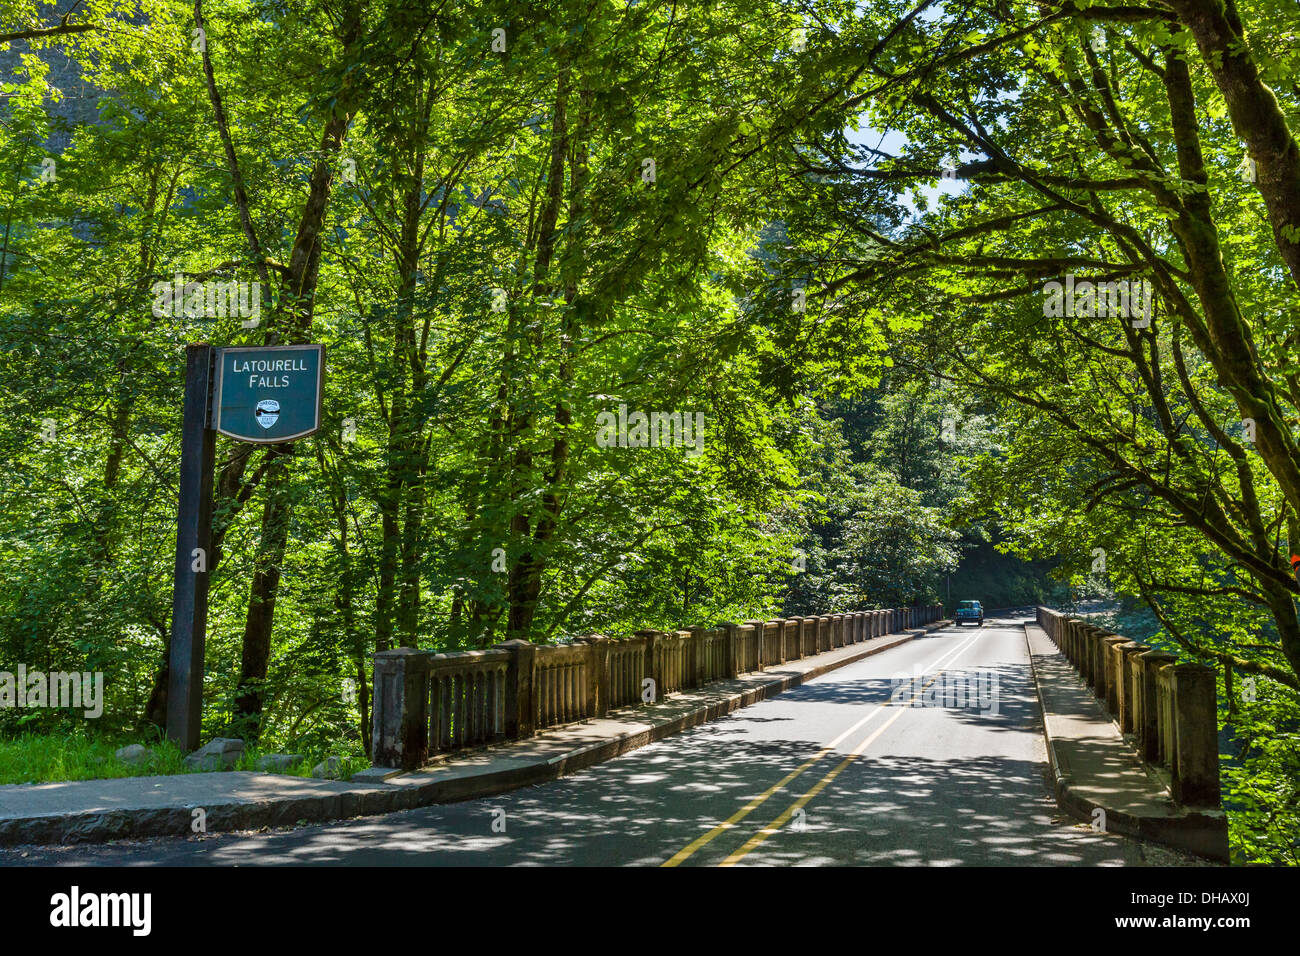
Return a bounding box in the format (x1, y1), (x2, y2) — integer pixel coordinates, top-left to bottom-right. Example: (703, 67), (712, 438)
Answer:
(372, 604), (944, 770)
(1035, 607), (1220, 808)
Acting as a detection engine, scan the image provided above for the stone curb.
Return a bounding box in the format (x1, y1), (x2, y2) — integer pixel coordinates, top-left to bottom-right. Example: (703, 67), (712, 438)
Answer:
(0, 621), (949, 847)
(1021, 624), (1229, 863)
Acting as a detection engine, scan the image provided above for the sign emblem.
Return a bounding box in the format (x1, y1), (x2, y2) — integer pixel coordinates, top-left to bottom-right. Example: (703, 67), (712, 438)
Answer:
(212, 344), (324, 443)
(254, 399), (280, 429)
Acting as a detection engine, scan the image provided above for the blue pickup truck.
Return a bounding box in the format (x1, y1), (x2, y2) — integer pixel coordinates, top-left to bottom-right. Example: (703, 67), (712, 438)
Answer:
(954, 600), (984, 627)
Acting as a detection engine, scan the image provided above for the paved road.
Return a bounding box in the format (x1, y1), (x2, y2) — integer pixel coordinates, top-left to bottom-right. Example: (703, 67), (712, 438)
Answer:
(4, 615), (1202, 866)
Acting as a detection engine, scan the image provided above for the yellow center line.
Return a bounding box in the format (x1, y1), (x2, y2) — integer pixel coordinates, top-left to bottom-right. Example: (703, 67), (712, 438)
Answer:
(717, 634), (983, 867)
(661, 627), (979, 867)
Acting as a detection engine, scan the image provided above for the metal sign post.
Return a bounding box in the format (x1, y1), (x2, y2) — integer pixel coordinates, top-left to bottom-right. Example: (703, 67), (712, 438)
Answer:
(166, 343), (324, 751)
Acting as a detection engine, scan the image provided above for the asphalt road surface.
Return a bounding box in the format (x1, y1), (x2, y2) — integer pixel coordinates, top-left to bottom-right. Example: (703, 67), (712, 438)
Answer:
(4, 614), (1205, 866)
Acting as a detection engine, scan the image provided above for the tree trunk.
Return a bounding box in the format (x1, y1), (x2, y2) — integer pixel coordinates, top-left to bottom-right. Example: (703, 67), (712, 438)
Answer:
(232, 451), (291, 738)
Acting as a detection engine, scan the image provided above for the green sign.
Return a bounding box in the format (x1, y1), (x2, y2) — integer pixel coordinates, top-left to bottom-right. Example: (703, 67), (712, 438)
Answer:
(212, 345), (324, 443)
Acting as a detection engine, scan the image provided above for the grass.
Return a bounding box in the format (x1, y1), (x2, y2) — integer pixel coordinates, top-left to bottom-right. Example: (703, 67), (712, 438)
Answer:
(0, 731), (370, 786)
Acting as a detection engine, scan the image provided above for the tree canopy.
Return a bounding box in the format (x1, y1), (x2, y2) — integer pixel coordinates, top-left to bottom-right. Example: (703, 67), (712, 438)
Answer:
(2, 0), (1298, 861)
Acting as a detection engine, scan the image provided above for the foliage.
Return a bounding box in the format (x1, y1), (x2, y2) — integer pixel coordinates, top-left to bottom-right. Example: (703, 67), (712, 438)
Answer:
(3, 0), (1297, 862)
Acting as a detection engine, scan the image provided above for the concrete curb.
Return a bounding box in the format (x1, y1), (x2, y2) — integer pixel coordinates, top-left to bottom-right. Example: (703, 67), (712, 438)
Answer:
(0, 621), (949, 847)
(1021, 624), (1229, 863)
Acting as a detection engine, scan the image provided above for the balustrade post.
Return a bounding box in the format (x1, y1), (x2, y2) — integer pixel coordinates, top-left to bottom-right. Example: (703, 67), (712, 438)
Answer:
(1170, 663), (1221, 807)
(1137, 650), (1178, 763)
(1082, 624), (1102, 690)
(497, 639), (537, 739)
(1101, 635), (1127, 712)
(721, 622), (740, 678)
(370, 648), (430, 770)
(1117, 642), (1149, 734)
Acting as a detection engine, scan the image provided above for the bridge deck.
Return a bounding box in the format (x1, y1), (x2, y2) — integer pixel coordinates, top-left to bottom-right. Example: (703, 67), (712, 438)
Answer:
(1, 617), (1222, 864)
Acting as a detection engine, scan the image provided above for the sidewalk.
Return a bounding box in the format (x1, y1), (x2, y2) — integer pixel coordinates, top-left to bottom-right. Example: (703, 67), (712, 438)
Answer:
(1023, 623), (1229, 862)
(0, 622), (944, 847)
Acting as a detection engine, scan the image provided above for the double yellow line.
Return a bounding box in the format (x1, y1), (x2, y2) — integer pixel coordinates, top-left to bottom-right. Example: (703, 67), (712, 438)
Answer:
(662, 629), (982, 867)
